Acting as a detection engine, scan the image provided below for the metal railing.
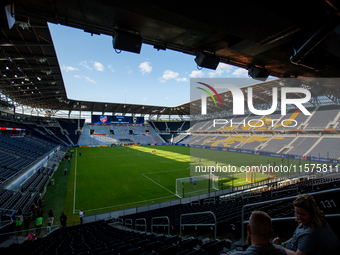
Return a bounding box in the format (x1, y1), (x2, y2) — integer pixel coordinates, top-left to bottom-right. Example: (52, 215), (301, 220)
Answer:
(0, 225), (59, 245)
(135, 218), (147, 232)
(125, 218), (133, 229)
(180, 211), (217, 240)
(151, 216), (170, 235)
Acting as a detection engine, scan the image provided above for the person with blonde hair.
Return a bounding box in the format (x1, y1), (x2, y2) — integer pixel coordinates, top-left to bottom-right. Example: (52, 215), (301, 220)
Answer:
(273, 194), (339, 255)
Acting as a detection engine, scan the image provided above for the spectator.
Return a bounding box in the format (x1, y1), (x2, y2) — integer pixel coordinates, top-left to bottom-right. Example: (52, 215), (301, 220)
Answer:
(60, 212), (67, 228)
(48, 209), (54, 225)
(47, 223), (51, 234)
(24, 217), (31, 236)
(17, 208), (23, 217)
(37, 207), (44, 217)
(38, 197), (44, 207)
(31, 203), (37, 219)
(64, 168), (67, 175)
(35, 215), (43, 236)
(27, 231), (36, 242)
(273, 194), (340, 255)
(233, 211), (286, 255)
(79, 209), (84, 224)
(15, 216), (23, 235)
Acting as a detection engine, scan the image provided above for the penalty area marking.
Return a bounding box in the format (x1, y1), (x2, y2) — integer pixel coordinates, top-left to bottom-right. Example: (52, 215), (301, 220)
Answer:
(142, 168), (188, 175)
(141, 173), (181, 198)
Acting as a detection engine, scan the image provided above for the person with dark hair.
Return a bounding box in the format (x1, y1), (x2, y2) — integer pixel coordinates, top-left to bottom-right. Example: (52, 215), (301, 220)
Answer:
(35, 215), (43, 236)
(273, 194), (339, 255)
(24, 217), (31, 236)
(60, 212), (67, 228)
(15, 216), (23, 235)
(17, 208), (23, 217)
(48, 209), (54, 225)
(233, 211), (286, 254)
(27, 231), (36, 242)
(79, 209), (84, 224)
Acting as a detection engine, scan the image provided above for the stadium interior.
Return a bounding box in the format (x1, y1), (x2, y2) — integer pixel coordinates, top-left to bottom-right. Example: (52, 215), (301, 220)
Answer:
(1, 1), (340, 254)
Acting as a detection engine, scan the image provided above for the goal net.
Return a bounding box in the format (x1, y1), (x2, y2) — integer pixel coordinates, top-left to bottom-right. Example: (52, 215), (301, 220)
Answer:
(175, 174), (219, 198)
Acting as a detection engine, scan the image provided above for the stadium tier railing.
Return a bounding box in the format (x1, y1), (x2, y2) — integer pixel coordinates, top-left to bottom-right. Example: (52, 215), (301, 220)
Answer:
(180, 211), (217, 240)
(135, 218), (147, 232)
(151, 216), (170, 235)
(0, 225), (60, 245)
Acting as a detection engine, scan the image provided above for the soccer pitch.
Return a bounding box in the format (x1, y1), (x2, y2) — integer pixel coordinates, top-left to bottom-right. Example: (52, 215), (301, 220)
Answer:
(64, 145), (306, 218)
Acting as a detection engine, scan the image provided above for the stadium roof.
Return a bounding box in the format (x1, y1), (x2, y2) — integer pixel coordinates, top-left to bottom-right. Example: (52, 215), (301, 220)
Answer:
(1, 1), (340, 118)
(9, 0), (340, 78)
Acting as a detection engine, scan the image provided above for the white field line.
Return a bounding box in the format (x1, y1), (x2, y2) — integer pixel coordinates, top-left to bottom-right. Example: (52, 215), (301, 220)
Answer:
(72, 160), (183, 213)
(83, 194), (178, 213)
(73, 148), (78, 213)
(142, 168), (188, 175)
(141, 173), (181, 198)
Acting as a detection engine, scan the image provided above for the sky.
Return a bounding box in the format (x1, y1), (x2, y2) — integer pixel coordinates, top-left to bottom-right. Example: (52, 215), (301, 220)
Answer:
(48, 23), (253, 107)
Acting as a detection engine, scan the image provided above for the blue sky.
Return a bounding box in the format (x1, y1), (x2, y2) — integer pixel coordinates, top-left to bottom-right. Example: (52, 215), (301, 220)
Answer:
(49, 23), (251, 107)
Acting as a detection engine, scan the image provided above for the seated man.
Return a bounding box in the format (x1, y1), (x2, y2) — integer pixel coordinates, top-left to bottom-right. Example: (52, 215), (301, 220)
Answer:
(233, 211), (286, 255)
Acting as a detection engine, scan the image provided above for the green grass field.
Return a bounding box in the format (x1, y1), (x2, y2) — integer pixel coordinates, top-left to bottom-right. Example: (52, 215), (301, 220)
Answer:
(49, 145), (309, 224)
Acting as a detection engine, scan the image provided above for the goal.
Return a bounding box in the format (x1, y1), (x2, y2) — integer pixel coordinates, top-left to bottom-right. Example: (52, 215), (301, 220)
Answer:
(175, 174), (219, 198)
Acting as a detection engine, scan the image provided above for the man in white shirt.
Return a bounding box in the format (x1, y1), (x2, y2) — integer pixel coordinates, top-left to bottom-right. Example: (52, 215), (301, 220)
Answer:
(79, 209), (84, 224)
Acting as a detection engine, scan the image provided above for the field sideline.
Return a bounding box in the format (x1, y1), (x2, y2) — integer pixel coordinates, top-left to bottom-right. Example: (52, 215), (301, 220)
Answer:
(62, 145), (307, 221)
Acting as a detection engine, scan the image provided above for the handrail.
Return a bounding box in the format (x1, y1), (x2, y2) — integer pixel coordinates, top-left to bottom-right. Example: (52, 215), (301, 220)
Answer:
(241, 187), (340, 243)
(151, 216), (170, 235)
(271, 187), (298, 197)
(0, 225), (60, 244)
(180, 211), (217, 240)
(125, 218), (133, 229)
(135, 218), (147, 232)
(117, 218), (124, 226)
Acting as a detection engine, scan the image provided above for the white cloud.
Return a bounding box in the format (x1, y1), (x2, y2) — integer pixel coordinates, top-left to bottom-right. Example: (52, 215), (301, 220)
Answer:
(73, 74), (96, 84)
(209, 63), (233, 77)
(93, 62), (105, 72)
(176, 77), (187, 82)
(85, 76), (96, 84)
(79, 61), (92, 70)
(108, 65), (115, 72)
(159, 70), (179, 83)
(143, 97), (148, 101)
(159, 70), (188, 83)
(189, 70), (204, 78)
(62, 65), (79, 72)
(232, 68), (248, 77)
(139, 61), (152, 74)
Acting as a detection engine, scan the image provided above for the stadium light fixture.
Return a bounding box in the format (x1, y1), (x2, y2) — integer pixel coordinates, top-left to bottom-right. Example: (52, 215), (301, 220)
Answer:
(112, 30), (142, 54)
(194, 51), (220, 70)
(248, 65), (269, 81)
